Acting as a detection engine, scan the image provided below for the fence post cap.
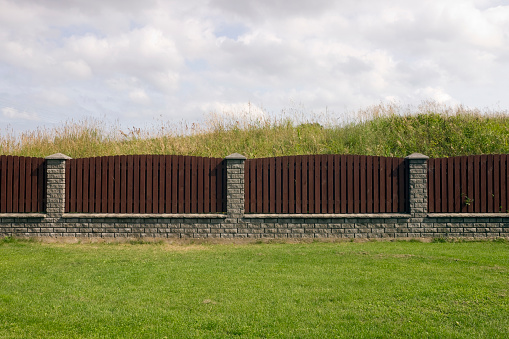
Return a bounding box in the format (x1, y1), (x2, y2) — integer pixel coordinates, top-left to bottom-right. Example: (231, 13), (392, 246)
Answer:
(225, 153), (247, 160)
(45, 153), (72, 160)
(405, 153), (429, 160)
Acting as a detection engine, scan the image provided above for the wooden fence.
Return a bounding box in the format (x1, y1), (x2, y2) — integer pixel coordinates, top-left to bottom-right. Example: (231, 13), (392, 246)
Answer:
(0, 155), (46, 213)
(244, 155), (407, 214)
(428, 155), (509, 213)
(65, 155), (225, 213)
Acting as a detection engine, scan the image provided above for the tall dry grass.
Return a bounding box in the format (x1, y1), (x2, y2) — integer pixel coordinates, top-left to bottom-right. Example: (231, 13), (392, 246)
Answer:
(1, 101), (509, 158)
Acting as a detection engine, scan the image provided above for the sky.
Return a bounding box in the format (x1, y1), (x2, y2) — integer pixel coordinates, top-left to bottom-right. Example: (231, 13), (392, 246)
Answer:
(1, 0), (509, 134)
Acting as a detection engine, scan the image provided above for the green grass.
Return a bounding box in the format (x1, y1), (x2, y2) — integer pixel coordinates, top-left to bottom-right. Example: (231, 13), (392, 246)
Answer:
(1, 239), (508, 338)
(2, 101), (509, 158)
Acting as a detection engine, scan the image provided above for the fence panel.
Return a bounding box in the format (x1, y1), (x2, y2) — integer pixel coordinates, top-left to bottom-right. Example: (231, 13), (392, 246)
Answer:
(0, 156), (45, 213)
(427, 155), (509, 213)
(245, 155), (407, 214)
(66, 155), (225, 213)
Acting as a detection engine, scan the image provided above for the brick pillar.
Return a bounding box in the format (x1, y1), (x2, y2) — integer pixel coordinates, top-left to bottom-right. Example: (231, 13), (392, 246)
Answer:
(225, 153), (246, 220)
(45, 153), (71, 219)
(405, 153), (429, 218)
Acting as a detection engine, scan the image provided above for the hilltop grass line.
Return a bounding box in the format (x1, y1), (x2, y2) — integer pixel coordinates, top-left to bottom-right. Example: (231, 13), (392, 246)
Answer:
(2, 101), (509, 158)
(0, 239), (508, 338)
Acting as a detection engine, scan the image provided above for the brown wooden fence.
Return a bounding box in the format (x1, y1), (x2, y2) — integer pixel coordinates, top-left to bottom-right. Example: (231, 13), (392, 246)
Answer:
(428, 155), (509, 213)
(0, 156), (46, 213)
(65, 155), (225, 213)
(245, 155), (407, 214)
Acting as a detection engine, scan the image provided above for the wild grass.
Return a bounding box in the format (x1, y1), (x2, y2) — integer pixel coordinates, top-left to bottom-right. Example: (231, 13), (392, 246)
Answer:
(1, 101), (509, 158)
(0, 239), (507, 338)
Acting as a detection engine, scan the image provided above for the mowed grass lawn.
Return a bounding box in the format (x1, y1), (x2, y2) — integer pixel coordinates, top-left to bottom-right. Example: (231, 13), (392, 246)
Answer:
(0, 238), (508, 338)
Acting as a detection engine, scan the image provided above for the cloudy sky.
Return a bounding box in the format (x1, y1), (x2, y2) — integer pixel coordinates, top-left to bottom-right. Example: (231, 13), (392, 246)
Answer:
(1, 0), (508, 134)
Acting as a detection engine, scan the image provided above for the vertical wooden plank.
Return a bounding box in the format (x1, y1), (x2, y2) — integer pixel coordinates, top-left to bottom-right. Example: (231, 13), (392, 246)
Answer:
(145, 155), (153, 213)
(88, 157), (96, 213)
(255, 159), (262, 213)
(360, 156), (367, 213)
(275, 157), (282, 213)
(127, 156), (134, 213)
(366, 156), (373, 213)
(440, 158), (449, 212)
(505, 155), (509, 213)
(202, 157), (209, 213)
(165, 156), (172, 213)
(18, 157), (25, 212)
(0, 157), (6, 212)
(269, 157), (276, 213)
(197, 157), (204, 213)
(37, 159), (45, 213)
(6, 157), (13, 212)
(112, 156), (120, 213)
(501, 155), (507, 213)
(263, 158), (270, 213)
(177, 156), (184, 213)
(472, 155), (479, 212)
(379, 157), (385, 213)
(183, 156), (190, 213)
(75, 159), (82, 213)
(320, 155), (327, 213)
(282, 157), (289, 214)
(172, 156), (179, 213)
(333, 156), (340, 213)
(386, 157), (394, 213)
(151, 156), (159, 213)
(209, 158), (216, 213)
(480, 155), (487, 213)
(120, 155), (127, 213)
(308, 156), (315, 213)
(133, 155), (140, 213)
(157, 156), (165, 213)
(94, 158), (101, 213)
(190, 157), (198, 213)
(398, 158), (405, 213)
(446, 157), (453, 213)
(81, 158), (89, 213)
(249, 160), (255, 213)
(352, 155), (359, 213)
(452, 157), (460, 212)
(12, 157), (19, 213)
(494, 155), (500, 212)
(294, 157), (302, 214)
(153, 156), (160, 214)
(372, 157), (379, 213)
(326, 155), (333, 214)
(427, 159), (434, 213)
(106, 157), (113, 213)
(26, 158), (33, 212)
(343, 155), (350, 213)
(99, 157), (106, 213)
(216, 159), (224, 213)
(434, 159), (441, 213)
(466, 156), (473, 213)
(487, 155), (494, 212)
(460, 157), (467, 212)
(315, 156), (322, 213)
(301, 156), (308, 213)
(391, 158), (398, 213)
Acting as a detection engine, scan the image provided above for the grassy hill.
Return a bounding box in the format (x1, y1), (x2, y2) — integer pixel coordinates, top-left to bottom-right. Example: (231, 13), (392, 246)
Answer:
(2, 101), (509, 158)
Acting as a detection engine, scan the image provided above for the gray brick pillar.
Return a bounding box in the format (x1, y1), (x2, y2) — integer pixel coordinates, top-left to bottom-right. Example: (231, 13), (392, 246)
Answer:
(405, 153), (429, 218)
(225, 153), (246, 220)
(45, 153), (71, 219)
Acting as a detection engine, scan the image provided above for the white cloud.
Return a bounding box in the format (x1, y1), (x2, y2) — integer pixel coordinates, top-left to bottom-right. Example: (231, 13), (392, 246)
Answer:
(2, 107), (39, 120)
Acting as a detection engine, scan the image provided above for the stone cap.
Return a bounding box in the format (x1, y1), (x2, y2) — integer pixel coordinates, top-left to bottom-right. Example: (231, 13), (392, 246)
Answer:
(225, 153), (246, 160)
(45, 153), (72, 160)
(405, 153), (429, 160)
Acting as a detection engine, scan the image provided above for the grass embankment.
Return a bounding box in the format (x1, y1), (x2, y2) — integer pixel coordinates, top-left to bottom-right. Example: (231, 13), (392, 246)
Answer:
(1, 102), (509, 158)
(0, 238), (507, 338)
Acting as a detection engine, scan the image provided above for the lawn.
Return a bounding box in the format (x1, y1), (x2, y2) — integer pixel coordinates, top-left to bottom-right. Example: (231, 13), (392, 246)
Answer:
(0, 238), (508, 338)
